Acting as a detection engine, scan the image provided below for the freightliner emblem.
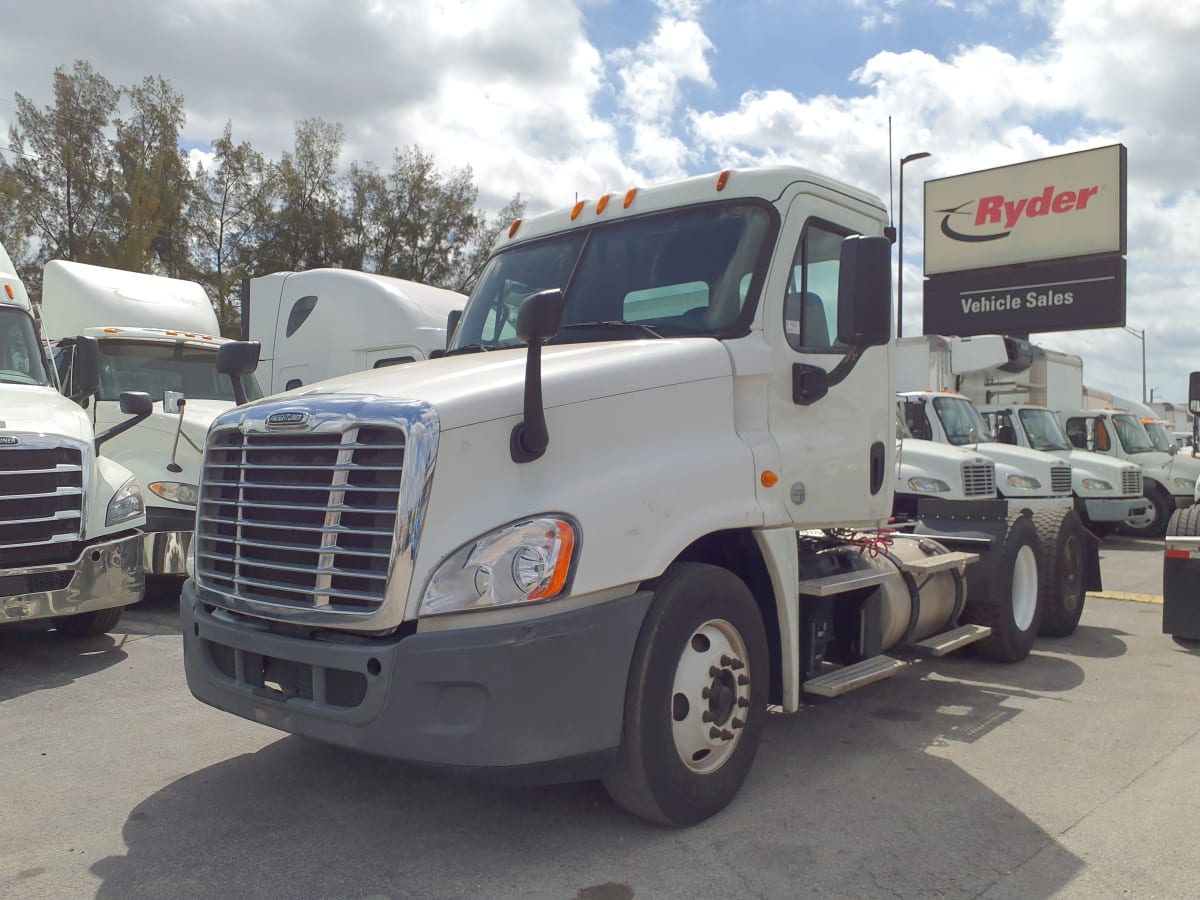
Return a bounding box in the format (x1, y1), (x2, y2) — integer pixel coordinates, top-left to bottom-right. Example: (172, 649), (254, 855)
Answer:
(0, 436), (18, 446)
(265, 410), (311, 429)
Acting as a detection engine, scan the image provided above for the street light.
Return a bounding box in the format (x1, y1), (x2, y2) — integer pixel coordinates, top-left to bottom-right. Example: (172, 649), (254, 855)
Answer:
(1123, 325), (1147, 403)
(897, 151), (931, 339)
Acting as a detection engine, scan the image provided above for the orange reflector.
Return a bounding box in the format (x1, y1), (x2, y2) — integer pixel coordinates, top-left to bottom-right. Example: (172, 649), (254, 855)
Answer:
(596, 194), (610, 214)
(166, 330), (178, 335)
(571, 200), (586, 220)
(1166, 549), (1192, 559)
(3, 284), (12, 299)
(202, 334), (213, 340)
(103, 327), (119, 333)
(184, 332), (196, 337)
(623, 188), (637, 208)
(508, 218), (522, 238)
(761, 470), (779, 488)
(716, 170), (731, 191)
(529, 522), (576, 600)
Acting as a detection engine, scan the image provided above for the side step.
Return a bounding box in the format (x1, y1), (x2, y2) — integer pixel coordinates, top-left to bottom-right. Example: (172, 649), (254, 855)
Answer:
(803, 655), (907, 698)
(913, 623), (992, 657)
(892, 549), (978, 576)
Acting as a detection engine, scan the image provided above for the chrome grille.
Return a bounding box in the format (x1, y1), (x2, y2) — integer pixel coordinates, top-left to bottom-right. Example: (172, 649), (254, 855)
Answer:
(1121, 468), (1143, 495)
(961, 462), (995, 496)
(196, 425), (404, 613)
(0, 445), (84, 555)
(1050, 464), (1072, 494)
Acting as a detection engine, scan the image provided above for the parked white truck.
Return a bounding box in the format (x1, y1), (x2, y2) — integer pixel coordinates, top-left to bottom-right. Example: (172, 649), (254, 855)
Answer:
(183, 166), (1080, 825)
(243, 268), (465, 393)
(0, 243), (148, 636)
(40, 260), (262, 579)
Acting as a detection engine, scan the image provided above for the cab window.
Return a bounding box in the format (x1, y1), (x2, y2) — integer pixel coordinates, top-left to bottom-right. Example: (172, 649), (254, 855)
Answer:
(784, 222), (850, 352)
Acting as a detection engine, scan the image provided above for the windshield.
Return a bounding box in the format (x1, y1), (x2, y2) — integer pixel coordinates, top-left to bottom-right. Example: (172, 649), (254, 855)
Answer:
(1143, 421), (1173, 452)
(1112, 414), (1155, 453)
(96, 340), (263, 404)
(452, 202), (773, 349)
(0, 306), (51, 386)
(1017, 408), (1072, 451)
(932, 395), (994, 445)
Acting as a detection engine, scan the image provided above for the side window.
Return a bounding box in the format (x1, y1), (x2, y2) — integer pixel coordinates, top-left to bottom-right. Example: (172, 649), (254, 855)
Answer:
(902, 400), (933, 440)
(286, 295), (318, 337)
(784, 222), (850, 352)
(372, 356), (416, 369)
(1064, 417), (1089, 449)
(993, 411), (1017, 444)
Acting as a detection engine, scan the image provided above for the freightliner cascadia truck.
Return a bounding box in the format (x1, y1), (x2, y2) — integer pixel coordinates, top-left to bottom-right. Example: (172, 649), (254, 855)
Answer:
(183, 166), (1080, 825)
(0, 242), (149, 636)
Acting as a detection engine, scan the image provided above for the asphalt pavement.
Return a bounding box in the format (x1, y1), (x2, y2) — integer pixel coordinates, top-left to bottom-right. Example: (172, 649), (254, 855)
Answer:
(1, 537), (1197, 899)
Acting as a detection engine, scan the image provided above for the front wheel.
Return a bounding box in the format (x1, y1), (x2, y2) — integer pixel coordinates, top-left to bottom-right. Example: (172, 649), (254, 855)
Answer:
(1121, 487), (1172, 538)
(602, 563), (768, 826)
(52, 606), (125, 637)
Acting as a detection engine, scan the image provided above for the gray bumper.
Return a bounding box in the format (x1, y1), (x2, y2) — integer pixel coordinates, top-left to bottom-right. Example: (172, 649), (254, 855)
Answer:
(143, 529), (192, 575)
(1083, 496), (1149, 522)
(1, 533), (145, 625)
(181, 581), (653, 782)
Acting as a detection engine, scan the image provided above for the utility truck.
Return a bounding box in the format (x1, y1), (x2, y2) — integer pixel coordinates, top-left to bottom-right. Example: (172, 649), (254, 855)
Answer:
(243, 268), (465, 393)
(1162, 372), (1200, 639)
(0, 243), (148, 636)
(41, 260), (263, 579)
(183, 166), (1079, 826)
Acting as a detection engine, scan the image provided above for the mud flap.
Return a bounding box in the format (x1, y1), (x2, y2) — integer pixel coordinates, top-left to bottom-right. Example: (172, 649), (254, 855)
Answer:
(910, 499), (1010, 610)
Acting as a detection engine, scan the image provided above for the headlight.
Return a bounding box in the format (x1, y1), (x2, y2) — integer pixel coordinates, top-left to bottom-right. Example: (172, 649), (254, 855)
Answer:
(148, 481), (199, 506)
(106, 478), (145, 526)
(1081, 478), (1112, 491)
(906, 477), (951, 493)
(420, 517), (578, 616)
(1006, 474), (1042, 490)
(1173, 478), (1195, 492)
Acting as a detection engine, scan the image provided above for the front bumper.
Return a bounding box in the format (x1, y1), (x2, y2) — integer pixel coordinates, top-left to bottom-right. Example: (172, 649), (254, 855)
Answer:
(181, 582), (653, 782)
(1083, 496), (1149, 523)
(1, 532), (144, 625)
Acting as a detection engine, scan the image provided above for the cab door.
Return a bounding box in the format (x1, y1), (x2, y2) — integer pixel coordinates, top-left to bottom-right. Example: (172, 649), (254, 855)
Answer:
(763, 188), (893, 529)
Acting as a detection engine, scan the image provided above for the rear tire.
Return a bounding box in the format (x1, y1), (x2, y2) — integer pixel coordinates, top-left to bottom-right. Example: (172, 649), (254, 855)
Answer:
(602, 563), (768, 826)
(52, 606), (125, 637)
(1034, 508), (1087, 637)
(962, 513), (1042, 662)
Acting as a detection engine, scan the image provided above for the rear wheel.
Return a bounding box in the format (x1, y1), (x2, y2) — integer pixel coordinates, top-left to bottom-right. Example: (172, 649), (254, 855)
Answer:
(602, 563), (768, 826)
(52, 606), (125, 637)
(1121, 487), (1172, 538)
(1034, 508), (1087, 637)
(962, 513), (1042, 662)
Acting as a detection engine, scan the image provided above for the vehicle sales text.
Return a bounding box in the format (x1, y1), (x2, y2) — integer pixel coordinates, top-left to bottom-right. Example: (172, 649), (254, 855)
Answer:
(961, 290), (1073, 314)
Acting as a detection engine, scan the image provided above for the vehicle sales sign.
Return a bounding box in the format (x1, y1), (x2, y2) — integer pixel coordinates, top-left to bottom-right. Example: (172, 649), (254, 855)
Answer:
(923, 144), (1126, 276)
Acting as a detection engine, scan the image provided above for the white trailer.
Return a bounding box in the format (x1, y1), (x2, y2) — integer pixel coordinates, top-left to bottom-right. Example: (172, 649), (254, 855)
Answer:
(40, 260), (262, 577)
(183, 166), (1081, 825)
(243, 268), (465, 393)
(0, 244), (147, 636)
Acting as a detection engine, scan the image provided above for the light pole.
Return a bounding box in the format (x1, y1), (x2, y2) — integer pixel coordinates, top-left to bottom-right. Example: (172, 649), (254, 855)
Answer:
(1123, 325), (1147, 403)
(897, 151), (931, 339)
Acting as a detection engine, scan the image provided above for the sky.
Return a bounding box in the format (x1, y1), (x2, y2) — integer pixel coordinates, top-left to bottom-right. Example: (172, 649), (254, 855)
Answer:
(1, 0), (1197, 407)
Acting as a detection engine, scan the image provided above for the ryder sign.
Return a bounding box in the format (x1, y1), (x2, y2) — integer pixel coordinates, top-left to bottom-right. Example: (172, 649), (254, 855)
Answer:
(924, 145), (1126, 276)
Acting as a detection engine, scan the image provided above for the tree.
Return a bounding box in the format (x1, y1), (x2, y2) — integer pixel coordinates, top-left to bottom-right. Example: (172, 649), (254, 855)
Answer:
(1, 60), (120, 284)
(109, 75), (191, 276)
(190, 122), (275, 335)
(445, 192), (525, 294)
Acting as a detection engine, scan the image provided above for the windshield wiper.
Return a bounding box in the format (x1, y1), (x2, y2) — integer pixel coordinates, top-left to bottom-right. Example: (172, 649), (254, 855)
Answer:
(443, 343), (493, 357)
(555, 321), (664, 339)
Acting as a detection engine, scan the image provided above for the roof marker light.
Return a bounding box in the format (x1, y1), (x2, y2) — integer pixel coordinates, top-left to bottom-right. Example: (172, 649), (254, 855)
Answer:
(623, 188), (637, 208)
(596, 194), (610, 214)
(103, 327), (119, 333)
(716, 170), (731, 191)
(761, 470), (779, 488)
(508, 218), (522, 238)
(571, 200), (586, 220)
(4, 284), (12, 299)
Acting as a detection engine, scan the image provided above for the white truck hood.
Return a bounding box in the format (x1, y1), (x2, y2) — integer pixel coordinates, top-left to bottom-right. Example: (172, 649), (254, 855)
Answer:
(273, 339), (734, 430)
(900, 438), (991, 471)
(1055, 449), (1134, 482)
(0, 384), (92, 442)
(972, 442), (1064, 481)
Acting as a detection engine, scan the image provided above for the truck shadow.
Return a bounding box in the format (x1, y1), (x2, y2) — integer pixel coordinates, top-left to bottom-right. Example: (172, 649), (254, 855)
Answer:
(89, 659), (1086, 899)
(0, 627), (128, 704)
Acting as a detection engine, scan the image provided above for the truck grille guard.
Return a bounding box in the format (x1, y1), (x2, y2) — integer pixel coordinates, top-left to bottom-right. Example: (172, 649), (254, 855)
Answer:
(193, 396), (439, 632)
(0, 435), (88, 570)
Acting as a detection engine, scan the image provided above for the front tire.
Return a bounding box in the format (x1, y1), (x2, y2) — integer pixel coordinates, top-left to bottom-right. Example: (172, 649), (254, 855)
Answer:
(1121, 487), (1172, 538)
(602, 563), (768, 826)
(52, 606), (125, 637)
(1034, 508), (1087, 637)
(962, 513), (1043, 662)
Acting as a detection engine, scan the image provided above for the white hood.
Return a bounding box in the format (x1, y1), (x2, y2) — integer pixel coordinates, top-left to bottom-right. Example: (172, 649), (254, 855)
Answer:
(269, 339), (734, 431)
(0, 384), (92, 443)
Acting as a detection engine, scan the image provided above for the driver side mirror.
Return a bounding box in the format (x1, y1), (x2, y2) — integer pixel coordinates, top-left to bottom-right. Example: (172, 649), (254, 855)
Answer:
(836, 235), (891, 347)
(96, 391), (153, 450)
(74, 335), (100, 400)
(216, 340), (261, 406)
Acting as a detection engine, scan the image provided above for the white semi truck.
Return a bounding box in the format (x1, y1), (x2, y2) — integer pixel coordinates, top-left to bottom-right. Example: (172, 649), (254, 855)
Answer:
(0, 243), (148, 636)
(183, 166), (1079, 825)
(243, 268), (465, 393)
(40, 260), (263, 580)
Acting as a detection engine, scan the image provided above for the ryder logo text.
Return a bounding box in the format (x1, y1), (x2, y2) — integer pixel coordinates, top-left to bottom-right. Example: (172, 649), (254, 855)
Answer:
(939, 184), (1101, 243)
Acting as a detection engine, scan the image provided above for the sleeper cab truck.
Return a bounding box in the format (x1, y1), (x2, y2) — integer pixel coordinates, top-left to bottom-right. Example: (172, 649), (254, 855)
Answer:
(182, 167), (1070, 825)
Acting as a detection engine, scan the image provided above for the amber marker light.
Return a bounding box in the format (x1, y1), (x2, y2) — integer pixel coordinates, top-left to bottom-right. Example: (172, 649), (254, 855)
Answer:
(508, 218), (522, 238)
(761, 470), (779, 487)
(4, 284), (13, 299)
(623, 188), (637, 208)
(528, 521), (577, 600)
(571, 200), (586, 220)
(716, 170), (731, 191)
(103, 327), (119, 333)
(596, 193), (610, 214)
